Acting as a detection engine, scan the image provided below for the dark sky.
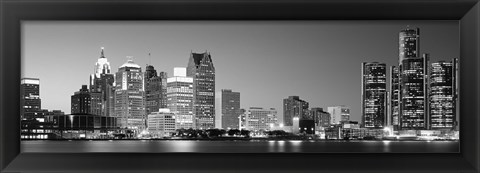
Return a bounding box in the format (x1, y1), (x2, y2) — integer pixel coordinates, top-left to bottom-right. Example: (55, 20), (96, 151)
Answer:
(22, 21), (459, 123)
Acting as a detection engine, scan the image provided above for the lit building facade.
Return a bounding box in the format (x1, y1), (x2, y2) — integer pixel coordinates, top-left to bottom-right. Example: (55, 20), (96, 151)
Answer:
(167, 67), (194, 130)
(20, 78), (41, 119)
(283, 96), (309, 126)
(114, 58), (146, 130)
(327, 106), (350, 125)
(429, 58), (458, 130)
(398, 27), (429, 130)
(147, 109), (176, 138)
(187, 52), (215, 129)
(241, 107), (277, 131)
(361, 62), (387, 128)
(145, 65), (168, 115)
(215, 89), (241, 129)
(89, 47), (115, 117)
(310, 107), (331, 127)
(390, 66), (400, 130)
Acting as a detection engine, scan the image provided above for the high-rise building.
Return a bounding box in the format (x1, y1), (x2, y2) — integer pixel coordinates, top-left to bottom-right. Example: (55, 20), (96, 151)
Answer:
(361, 62), (387, 128)
(167, 67), (194, 130)
(20, 78), (41, 119)
(429, 58), (458, 130)
(399, 27), (420, 63)
(310, 107), (331, 127)
(71, 85), (102, 115)
(390, 66), (400, 130)
(327, 106), (350, 125)
(187, 52), (215, 129)
(283, 96), (309, 126)
(215, 89), (241, 129)
(147, 108), (176, 138)
(114, 57), (146, 130)
(398, 27), (429, 130)
(240, 107), (277, 131)
(145, 64), (168, 115)
(89, 47), (115, 117)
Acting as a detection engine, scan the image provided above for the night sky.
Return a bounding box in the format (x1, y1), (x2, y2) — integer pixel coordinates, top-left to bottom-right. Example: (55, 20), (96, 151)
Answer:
(22, 21), (459, 123)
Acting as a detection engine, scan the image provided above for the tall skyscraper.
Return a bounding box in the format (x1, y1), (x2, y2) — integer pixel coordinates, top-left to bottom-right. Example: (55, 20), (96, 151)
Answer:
(310, 107), (331, 127)
(240, 107), (277, 131)
(327, 106), (350, 125)
(429, 58), (458, 130)
(20, 78), (41, 119)
(114, 57), (146, 130)
(187, 52), (215, 129)
(398, 27), (429, 130)
(215, 89), (241, 129)
(144, 64), (168, 115)
(399, 27), (420, 63)
(361, 62), (387, 128)
(167, 67), (194, 129)
(390, 66), (400, 130)
(283, 96), (309, 126)
(90, 47), (115, 117)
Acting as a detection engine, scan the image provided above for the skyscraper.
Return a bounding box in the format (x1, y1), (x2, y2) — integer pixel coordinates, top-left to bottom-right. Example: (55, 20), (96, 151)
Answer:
(90, 47), (115, 117)
(114, 57), (146, 130)
(390, 66), (400, 130)
(215, 89), (241, 129)
(144, 64), (168, 115)
(327, 106), (350, 125)
(71, 85), (92, 114)
(187, 52), (215, 129)
(361, 62), (387, 128)
(429, 58), (458, 130)
(398, 27), (429, 130)
(20, 78), (41, 119)
(167, 67), (194, 130)
(283, 96), (309, 126)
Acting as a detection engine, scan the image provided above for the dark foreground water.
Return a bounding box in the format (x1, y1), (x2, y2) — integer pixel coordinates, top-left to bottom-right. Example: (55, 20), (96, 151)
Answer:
(21, 140), (459, 153)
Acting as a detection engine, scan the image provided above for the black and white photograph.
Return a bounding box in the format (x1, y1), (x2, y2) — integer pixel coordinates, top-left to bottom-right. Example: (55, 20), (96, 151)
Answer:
(20, 21), (460, 153)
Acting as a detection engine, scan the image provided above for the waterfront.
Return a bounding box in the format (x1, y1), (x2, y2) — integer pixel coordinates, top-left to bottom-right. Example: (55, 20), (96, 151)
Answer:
(22, 140), (459, 153)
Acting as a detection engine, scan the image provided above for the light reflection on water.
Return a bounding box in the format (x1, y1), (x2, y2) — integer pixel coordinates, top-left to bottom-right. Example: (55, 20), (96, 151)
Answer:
(21, 140), (459, 153)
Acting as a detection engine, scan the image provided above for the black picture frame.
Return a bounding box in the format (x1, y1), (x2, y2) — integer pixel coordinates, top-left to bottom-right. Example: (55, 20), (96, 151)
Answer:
(1, 0), (479, 172)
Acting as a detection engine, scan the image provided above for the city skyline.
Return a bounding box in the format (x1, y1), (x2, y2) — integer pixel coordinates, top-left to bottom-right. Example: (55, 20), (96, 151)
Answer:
(22, 21), (459, 122)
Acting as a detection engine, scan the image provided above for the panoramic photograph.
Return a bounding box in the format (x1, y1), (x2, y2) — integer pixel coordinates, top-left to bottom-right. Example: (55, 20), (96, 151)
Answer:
(20, 21), (459, 153)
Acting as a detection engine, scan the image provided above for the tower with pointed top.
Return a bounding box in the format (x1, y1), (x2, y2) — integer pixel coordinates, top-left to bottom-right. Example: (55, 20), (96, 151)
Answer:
(187, 51), (215, 129)
(90, 47), (115, 117)
(114, 57), (146, 130)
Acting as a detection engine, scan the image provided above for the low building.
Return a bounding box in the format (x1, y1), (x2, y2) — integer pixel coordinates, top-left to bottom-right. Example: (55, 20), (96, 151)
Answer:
(240, 107), (277, 132)
(45, 114), (119, 139)
(147, 109), (176, 138)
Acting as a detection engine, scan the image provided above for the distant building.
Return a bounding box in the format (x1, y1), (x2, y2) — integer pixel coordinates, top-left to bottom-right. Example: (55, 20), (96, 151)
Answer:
(187, 52), (215, 129)
(89, 47), (115, 117)
(45, 114), (118, 139)
(429, 58), (459, 130)
(114, 57), (146, 130)
(145, 64), (168, 115)
(71, 85), (91, 114)
(283, 96), (309, 126)
(241, 107), (277, 131)
(361, 62), (387, 128)
(310, 107), (330, 127)
(167, 67), (194, 130)
(215, 89), (241, 129)
(327, 106), (350, 124)
(20, 78), (41, 119)
(147, 109), (176, 138)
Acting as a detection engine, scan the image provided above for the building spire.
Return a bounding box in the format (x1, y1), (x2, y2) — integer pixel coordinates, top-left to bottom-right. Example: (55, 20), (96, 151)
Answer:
(100, 47), (105, 58)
